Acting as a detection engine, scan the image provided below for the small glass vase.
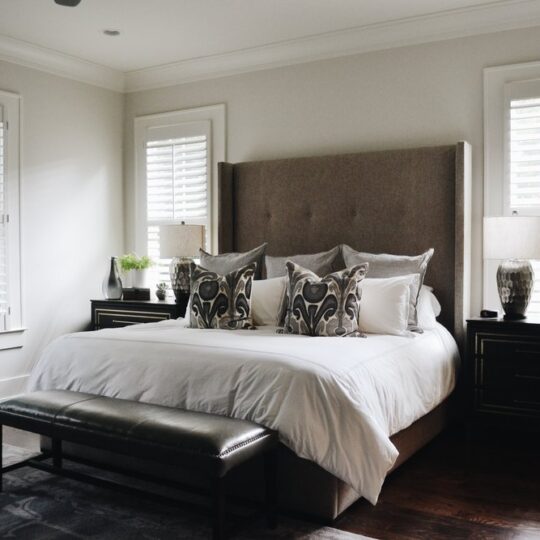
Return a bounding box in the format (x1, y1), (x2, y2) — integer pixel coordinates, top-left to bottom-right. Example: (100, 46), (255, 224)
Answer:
(102, 257), (123, 299)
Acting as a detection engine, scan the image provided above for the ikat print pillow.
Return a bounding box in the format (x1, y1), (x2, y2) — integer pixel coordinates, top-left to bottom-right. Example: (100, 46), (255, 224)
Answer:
(282, 261), (369, 337)
(189, 262), (256, 330)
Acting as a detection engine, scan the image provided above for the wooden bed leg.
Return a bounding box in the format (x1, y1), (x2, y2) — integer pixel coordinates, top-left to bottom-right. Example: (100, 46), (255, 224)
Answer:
(52, 438), (62, 469)
(213, 475), (226, 540)
(265, 449), (278, 529)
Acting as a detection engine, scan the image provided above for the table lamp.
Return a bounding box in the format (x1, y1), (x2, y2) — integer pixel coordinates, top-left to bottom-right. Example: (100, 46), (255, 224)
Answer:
(484, 216), (540, 319)
(159, 223), (205, 302)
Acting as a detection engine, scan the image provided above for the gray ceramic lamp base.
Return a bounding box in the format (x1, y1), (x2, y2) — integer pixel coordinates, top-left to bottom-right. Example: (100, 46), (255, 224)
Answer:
(497, 259), (534, 320)
(170, 257), (192, 301)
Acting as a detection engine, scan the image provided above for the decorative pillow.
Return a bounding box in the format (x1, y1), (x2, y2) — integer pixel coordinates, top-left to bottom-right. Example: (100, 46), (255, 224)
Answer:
(189, 262), (256, 330)
(358, 275), (417, 336)
(199, 243), (267, 280)
(265, 246), (342, 278)
(282, 261), (368, 337)
(341, 245), (434, 330)
(251, 277), (287, 326)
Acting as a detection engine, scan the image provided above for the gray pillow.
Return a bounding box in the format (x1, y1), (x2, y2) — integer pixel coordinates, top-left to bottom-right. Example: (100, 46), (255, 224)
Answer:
(281, 261), (368, 337)
(341, 245), (434, 330)
(265, 246), (341, 278)
(199, 243), (267, 280)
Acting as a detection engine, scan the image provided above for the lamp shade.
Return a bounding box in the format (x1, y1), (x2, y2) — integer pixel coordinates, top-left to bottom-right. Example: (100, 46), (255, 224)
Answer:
(484, 216), (540, 260)
(159, 224), (205, 258)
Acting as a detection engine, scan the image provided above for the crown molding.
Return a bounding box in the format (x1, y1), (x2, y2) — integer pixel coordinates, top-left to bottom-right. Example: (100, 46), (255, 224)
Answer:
(125, 0), (540, 92)
(0, 34), (124, 92)
(1, 1), (540, 94)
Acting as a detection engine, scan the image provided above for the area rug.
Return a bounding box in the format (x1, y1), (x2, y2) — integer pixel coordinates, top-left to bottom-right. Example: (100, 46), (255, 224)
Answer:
(1, 444), (374, 540)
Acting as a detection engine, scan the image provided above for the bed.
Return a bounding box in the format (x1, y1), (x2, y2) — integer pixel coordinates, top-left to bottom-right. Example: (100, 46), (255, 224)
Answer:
(29, 142), (471, 521)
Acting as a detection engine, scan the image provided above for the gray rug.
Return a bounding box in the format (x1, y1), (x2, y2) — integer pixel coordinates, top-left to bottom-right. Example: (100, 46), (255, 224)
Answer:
(1, 444), (374, 540)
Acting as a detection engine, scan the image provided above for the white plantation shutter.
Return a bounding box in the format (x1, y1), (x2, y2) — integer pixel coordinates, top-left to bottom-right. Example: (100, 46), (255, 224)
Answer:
(145, 130), (209, 285)
(508, 97), (540, 211)
(506, 82), (540, 314)
(0, 106), (7, 329)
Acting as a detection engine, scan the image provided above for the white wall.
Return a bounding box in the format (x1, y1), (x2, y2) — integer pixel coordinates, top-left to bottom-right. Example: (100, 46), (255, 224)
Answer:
(0, 60), (123, 398)
(124, 25), (540, 319)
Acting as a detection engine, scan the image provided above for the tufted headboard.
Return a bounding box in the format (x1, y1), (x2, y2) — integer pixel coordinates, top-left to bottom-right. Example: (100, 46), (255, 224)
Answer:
(217, 143), (471, 343)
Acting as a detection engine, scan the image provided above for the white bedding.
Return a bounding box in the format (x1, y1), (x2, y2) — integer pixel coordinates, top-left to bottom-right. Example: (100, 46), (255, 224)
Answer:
(28, 320), (459, 504)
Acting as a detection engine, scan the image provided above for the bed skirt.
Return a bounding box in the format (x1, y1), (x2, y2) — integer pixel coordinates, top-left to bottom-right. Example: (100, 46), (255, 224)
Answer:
(41, 397), (453, 522)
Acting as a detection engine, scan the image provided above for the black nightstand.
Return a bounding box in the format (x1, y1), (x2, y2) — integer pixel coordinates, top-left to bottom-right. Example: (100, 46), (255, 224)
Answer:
(466, 317), (540, 432)
(91, 297), (188, 330)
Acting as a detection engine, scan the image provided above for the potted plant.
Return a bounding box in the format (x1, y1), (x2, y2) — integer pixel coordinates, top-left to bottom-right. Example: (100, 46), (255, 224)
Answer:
(156, 281), (168, 301)
(118, 253), (154, 288)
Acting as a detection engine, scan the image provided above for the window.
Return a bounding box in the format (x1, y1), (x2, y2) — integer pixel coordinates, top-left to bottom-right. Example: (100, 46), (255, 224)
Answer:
(135, 105), (225, 287)
(0, 90), (23, 345)
(484, 63), (540, 314)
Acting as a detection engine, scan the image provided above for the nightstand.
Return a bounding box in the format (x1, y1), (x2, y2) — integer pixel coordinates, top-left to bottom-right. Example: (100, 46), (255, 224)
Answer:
(466, 317), (540, 432)
(91, 296), (188, 330)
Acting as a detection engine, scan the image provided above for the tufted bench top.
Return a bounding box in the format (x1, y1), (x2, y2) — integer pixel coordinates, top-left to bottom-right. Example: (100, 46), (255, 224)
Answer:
(0, 390), (277, 477)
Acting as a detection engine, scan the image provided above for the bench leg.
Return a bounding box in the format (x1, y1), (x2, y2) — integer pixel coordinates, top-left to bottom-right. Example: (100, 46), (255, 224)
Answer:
(0, 424), (3, 492)
(52, 438), (62, 469)
(264, 449), (278, 529)
(212, 475), (226, 540)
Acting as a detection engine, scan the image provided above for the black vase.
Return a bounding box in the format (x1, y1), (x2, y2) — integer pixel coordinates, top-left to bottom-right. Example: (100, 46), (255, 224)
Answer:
(102, 257), (123, 299)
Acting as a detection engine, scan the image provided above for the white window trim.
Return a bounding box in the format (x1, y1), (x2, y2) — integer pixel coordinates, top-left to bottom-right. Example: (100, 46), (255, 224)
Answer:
(484, 61), (540, 311)
(0, 89), (24, 350)
(134, 104), (226, 255)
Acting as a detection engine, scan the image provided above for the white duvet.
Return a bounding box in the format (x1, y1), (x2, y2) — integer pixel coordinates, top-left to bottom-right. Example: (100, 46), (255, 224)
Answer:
(28, 320), (459, 504)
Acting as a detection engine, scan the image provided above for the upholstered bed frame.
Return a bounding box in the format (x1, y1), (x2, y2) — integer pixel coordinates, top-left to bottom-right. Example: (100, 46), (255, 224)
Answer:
(46, 143), (471, 522)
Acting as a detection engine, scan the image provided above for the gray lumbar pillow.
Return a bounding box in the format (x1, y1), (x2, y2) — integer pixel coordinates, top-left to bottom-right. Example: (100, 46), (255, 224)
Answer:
(199, 243), (267, 280)
(265, 246), (342, 279)
(341, 245), (434, 330)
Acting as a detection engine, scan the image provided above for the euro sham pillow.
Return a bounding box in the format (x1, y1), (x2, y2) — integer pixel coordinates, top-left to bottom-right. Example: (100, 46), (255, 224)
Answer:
(358, 275), (418, 336)
(265, 246), (342, 279)
(199, 243), (267, 280)
(251, 277), (287, 326)
(341, 245), (434, 330)
(416, 285), (442, 330)
(189, 262), (256, 330)
(282, 261), (368, 337)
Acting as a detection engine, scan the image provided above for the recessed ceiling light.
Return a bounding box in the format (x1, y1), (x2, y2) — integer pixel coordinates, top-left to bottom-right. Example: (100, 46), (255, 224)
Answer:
(103, 29), (120, 37)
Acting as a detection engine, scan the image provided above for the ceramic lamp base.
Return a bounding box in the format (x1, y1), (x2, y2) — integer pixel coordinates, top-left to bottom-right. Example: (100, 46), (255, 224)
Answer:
(170, 257), (192, 301)
(497, 259), (534, 320)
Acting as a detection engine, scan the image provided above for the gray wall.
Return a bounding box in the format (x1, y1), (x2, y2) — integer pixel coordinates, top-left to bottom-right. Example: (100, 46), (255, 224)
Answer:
(124, 25), (540, 318)
(0, 60), (123, 398)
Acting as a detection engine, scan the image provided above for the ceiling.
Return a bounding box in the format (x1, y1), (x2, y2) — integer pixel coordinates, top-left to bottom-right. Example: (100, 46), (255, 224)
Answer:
(0, 0), (539, 91)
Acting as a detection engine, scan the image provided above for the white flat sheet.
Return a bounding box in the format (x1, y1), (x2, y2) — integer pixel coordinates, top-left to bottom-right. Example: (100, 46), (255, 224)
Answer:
(28, 320), (459, 504)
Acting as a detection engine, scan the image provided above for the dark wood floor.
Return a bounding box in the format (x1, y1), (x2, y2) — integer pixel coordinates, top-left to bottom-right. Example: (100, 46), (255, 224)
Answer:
(335, 428), (540, 540)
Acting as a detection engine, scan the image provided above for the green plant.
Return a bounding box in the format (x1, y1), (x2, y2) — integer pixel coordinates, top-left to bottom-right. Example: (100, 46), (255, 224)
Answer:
(118, 253), (154, 272)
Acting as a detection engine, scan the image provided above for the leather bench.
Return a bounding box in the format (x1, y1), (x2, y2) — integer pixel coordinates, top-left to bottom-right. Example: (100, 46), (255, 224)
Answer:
(0, 390), (278, 540)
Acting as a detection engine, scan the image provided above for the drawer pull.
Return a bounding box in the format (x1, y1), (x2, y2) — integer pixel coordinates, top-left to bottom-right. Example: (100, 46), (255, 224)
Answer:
(112, 320), (139, 325)
(515, 373), (540, 381)
(514, 399), (540, 407)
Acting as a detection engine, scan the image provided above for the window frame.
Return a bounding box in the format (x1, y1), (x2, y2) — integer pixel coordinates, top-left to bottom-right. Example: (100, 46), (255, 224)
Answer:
(484, 61), (540, 313)
(134, 104), (225, 257)
(0, 89), (24, 349)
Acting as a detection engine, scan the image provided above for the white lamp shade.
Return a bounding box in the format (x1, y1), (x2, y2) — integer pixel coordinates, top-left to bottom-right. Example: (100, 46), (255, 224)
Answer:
(484, 216), (540, 260)
(159, 224), (205, 258)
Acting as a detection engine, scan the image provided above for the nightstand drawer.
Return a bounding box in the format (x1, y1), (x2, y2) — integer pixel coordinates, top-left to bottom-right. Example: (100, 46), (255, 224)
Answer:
(475, 334), (540, 385)
(94, 308), (172, 329)
(476, 381), (540, 414)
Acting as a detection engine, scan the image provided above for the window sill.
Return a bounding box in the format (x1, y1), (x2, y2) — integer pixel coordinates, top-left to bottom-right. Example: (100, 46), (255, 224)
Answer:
(0, 328), (26, 351)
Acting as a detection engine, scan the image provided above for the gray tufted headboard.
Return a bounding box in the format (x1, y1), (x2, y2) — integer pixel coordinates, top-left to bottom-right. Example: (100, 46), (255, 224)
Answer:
(217, 142), (471, 343)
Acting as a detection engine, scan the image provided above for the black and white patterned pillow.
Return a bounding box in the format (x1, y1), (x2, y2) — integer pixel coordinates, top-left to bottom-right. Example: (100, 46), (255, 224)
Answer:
(282, 261), (368, 337)
(189, 262), (256, 330)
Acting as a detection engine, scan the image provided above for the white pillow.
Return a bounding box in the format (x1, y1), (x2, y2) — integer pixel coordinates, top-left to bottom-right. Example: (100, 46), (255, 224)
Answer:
(251, 277), (287, 326)
(359, 275), (416, 336)
(417, 285), (441, 329)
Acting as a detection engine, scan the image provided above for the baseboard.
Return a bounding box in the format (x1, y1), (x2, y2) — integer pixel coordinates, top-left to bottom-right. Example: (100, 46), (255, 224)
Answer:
(0, 374), (29, 401)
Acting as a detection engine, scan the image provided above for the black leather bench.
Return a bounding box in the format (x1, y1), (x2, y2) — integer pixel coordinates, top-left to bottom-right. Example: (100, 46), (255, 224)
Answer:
(0, 390), (278, 540)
